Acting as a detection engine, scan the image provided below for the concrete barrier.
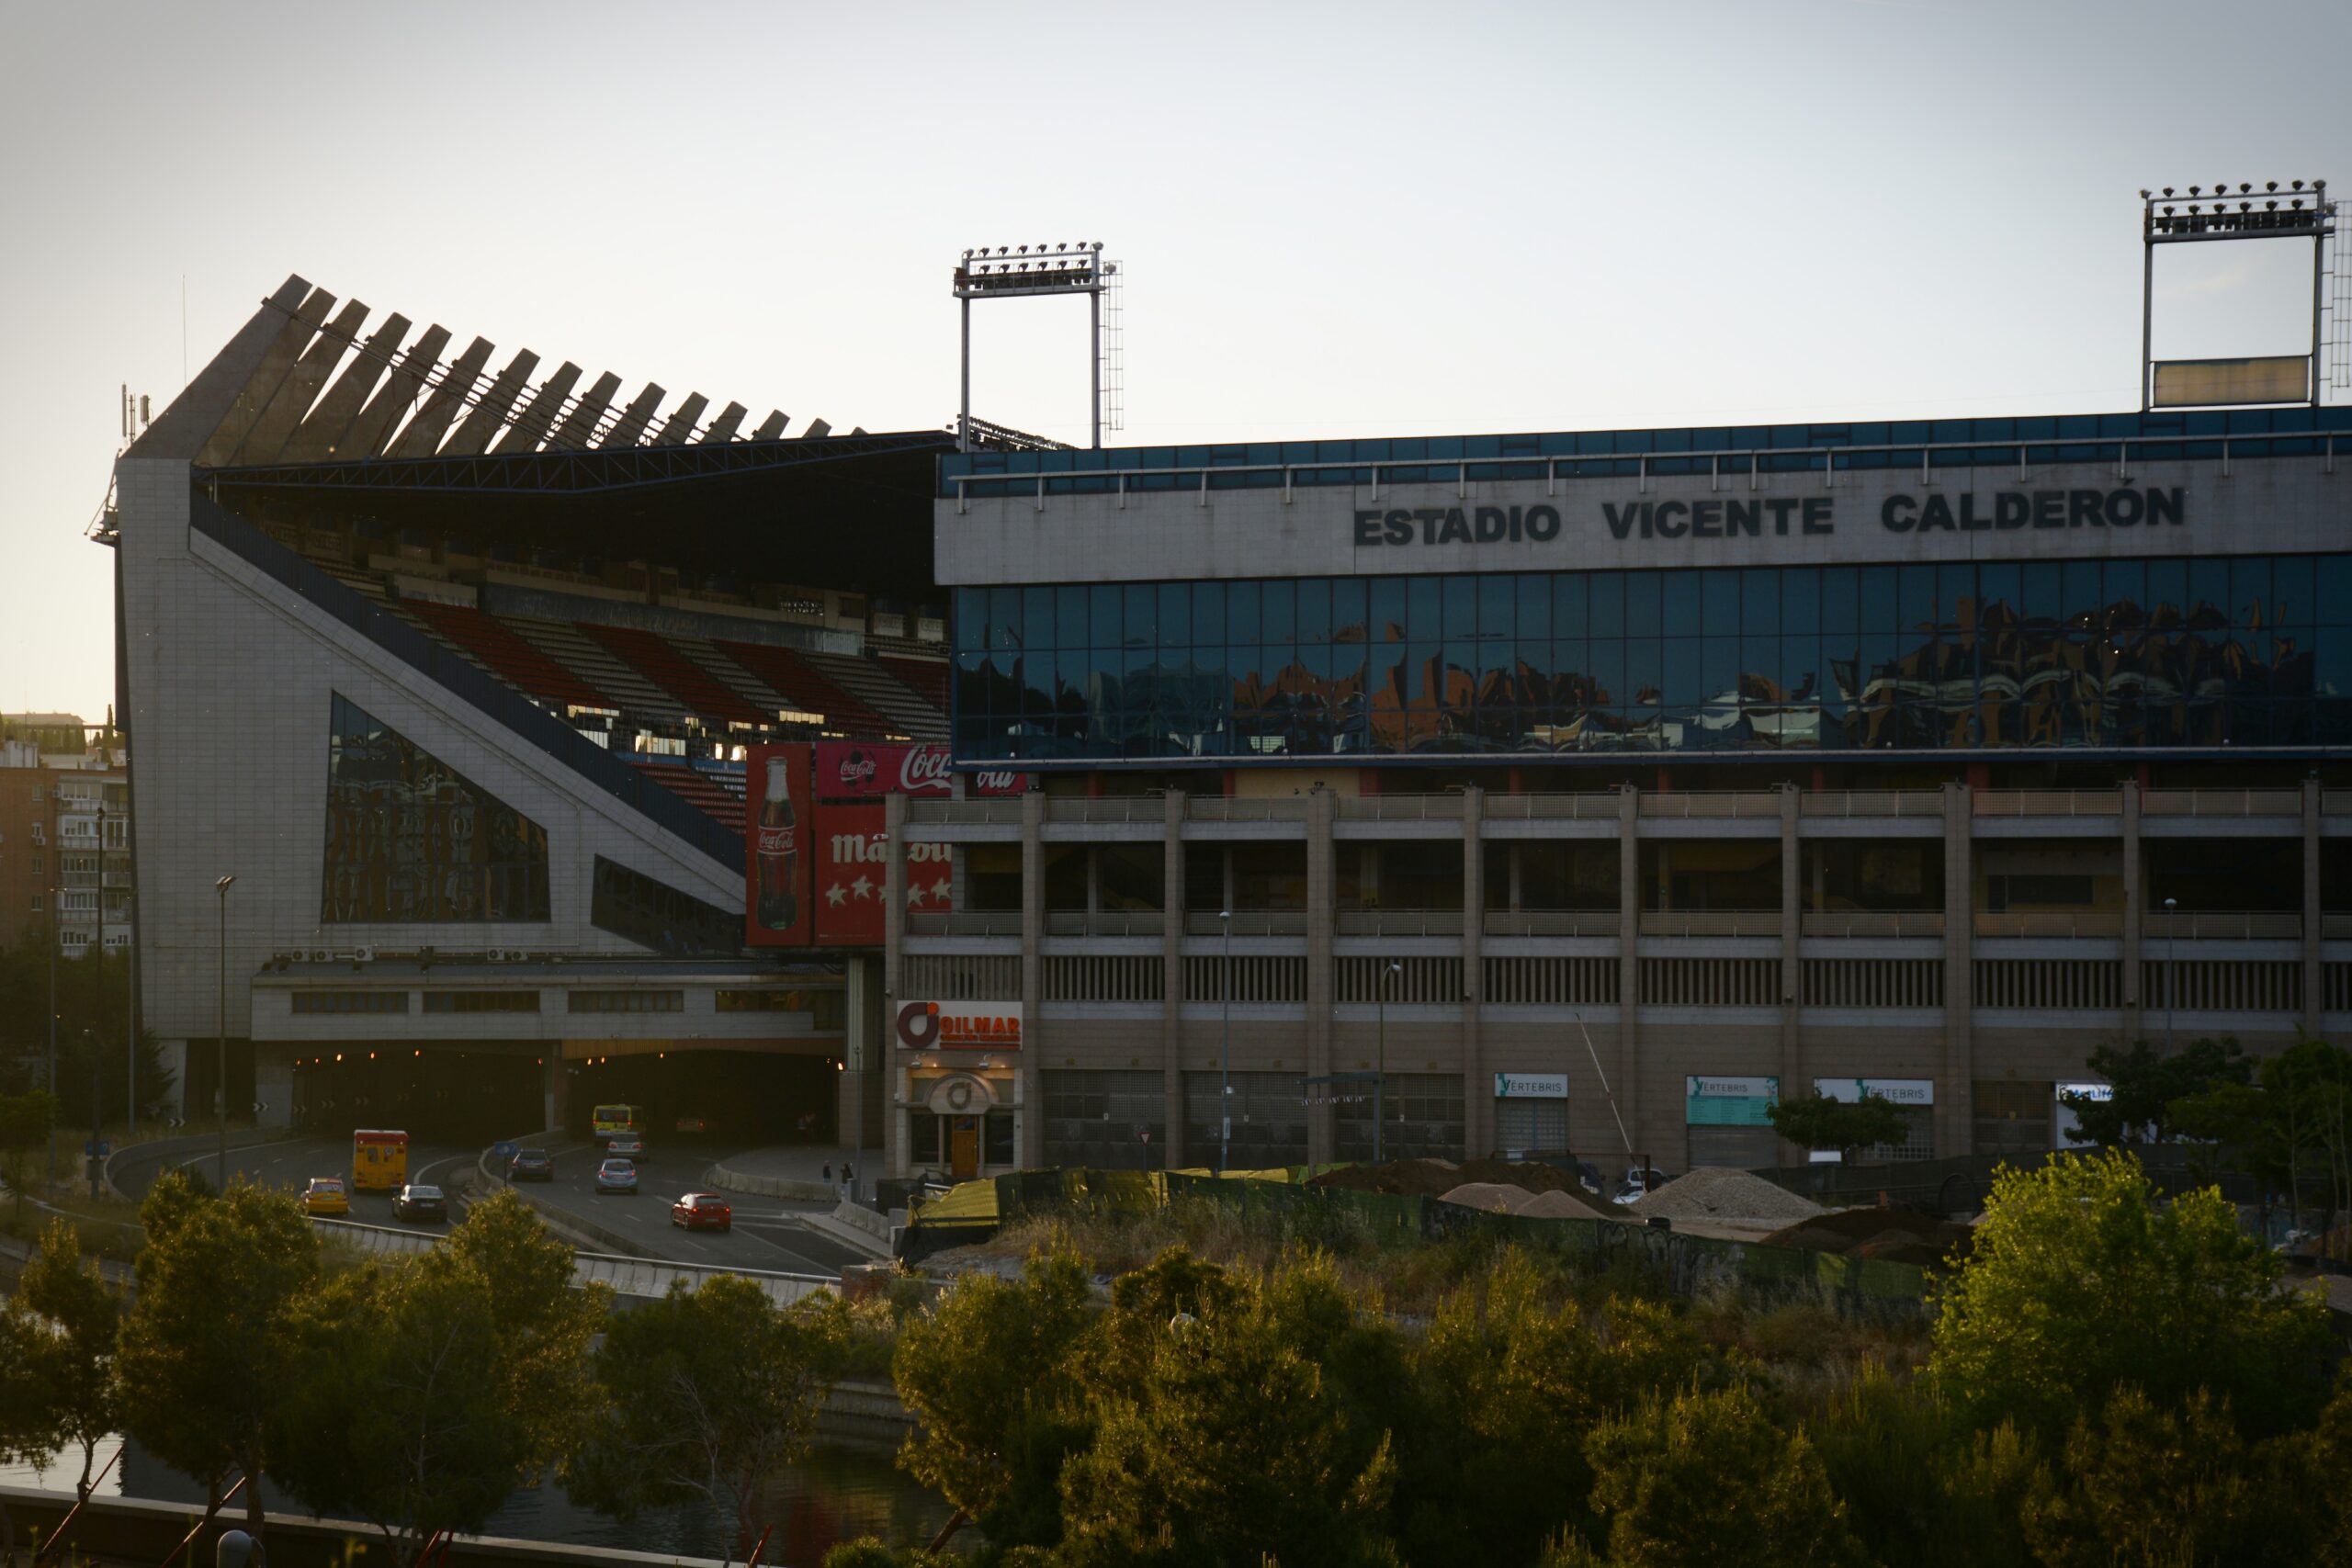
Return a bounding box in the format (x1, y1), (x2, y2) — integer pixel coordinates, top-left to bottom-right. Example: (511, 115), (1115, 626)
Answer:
(700, 1159), (840, 1203)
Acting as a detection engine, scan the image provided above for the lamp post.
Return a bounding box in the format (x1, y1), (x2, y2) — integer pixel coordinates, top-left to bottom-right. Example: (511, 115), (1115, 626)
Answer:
(215, 874), (234, 1190)
(2162, 895), (2177, 1053)
(46, 881), (59, 1195)
(1374, 960), (1401, 1165)
(1217, 908), (1231, 1175)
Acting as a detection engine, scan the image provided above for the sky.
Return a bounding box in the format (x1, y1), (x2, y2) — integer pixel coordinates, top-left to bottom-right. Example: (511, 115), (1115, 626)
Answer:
(1, 0), (2344, 728)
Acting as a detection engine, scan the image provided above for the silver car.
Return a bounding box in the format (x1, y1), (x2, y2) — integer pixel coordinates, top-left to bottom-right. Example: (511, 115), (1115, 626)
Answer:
(594, 1156), (639, 1194)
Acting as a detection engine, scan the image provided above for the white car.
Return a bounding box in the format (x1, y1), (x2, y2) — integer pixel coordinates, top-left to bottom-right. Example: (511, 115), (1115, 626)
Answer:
(1612, 1166), (1668, 1205)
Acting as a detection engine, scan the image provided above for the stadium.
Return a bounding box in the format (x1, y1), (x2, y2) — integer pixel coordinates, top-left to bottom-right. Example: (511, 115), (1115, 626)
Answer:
(115, 192), (2351, 1181)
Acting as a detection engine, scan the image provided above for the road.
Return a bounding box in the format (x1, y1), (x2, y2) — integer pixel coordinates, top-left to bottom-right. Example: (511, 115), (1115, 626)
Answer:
(119, 1134), (868, 1277)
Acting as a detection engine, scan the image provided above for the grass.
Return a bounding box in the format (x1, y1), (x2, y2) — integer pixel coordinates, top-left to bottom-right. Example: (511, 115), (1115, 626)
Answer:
(0, 1184), (147, 1266)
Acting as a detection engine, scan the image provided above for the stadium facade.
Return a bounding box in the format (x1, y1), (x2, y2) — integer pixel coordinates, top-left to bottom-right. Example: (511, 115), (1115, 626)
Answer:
(112, 269), (2352, 1182)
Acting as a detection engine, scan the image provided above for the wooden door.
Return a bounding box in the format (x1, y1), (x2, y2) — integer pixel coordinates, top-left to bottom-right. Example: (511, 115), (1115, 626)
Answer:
(950, 1116), (980, 1179)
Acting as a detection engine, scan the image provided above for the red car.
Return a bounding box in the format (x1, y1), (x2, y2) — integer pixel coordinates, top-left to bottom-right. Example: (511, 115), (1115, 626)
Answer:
(671, 1191), (732, 1232)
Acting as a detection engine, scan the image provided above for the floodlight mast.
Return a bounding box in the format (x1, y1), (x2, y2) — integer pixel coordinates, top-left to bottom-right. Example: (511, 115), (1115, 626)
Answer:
(953, 242), (1116, 453)
(2139, 179), (2335, 411)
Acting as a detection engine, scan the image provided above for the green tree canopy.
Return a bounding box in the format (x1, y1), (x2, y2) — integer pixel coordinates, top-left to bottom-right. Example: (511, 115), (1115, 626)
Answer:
(1767, 1092), (1910, 1157)
(16, 1215), (119, 1498)
(1928, 1149), (2331, 1439)
(0, 1089), (58, 1216)
(2060, 1036), (2250, 1146)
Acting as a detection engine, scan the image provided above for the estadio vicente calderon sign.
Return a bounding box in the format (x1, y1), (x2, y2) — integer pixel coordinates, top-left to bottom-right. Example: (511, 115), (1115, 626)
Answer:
(896, 1001), (1023, 1051)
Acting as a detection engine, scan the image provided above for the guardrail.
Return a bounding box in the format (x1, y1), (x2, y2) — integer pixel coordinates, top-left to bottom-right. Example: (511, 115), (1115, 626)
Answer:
(1481, 793), (1623, 820)
(1800, 910), (1946, 938)
(906, 910), (1023, 937)
(1187, 795), (1311, 821)
(1799, 791), (1945, 818)
(1483, 909), (1621, 937)
(2141, 788), (2302, 817)
(1973, 910), (2125, 938)
(1638, 909), (1783, 937)
(906, 798), (1023, 826)
(1638, 791), (1784, 818)
(2140, 909), (2302, 940)
(1044, 795), (1166, 824)
(1045, 909), (1166, 937)
(1336, 908), (1465, 937)
(2324, 913), (2352, 940)
(1183, 909), (1307, 937)
(1973, 790), (2122, 818)
(1336, 794), (1465, 820)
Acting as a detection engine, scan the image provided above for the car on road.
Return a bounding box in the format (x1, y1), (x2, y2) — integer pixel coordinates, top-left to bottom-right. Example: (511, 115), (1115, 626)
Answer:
(508, 1147), (555, 1182)
(594, 1157), (639, 1194)
(671, 1191), (732, 1232)
(1612, 1166), (1670, 1206)
(302, 1177), (349, 1216)
(391, 1184), (448, 1224)
(605, 1134), (648, 1162)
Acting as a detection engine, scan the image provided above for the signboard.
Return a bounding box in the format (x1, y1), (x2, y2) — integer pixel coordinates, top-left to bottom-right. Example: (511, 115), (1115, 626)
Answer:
(744, 743), (812, 948)
(491, 1140), (518, 1161)
(1494, 1072), (1569, 1100)
(2054, 1081), (2112, 1147)
(814, 741), (1024, 798)
(807, 742), (1022, 947)
(1685, 1075), (1780, 1126)
(896, 1000), (1023, 1052)
(1814, 1077), (1935, 1107)
(2153, 355), (2310, 409)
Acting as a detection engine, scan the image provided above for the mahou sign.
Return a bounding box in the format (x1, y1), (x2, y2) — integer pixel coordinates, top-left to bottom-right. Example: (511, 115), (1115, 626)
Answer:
(809, 743), (1016, 946)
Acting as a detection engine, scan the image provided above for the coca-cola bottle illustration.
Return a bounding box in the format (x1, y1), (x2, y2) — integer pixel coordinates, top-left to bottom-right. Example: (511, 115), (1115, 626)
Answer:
(756, 756), (799, 931)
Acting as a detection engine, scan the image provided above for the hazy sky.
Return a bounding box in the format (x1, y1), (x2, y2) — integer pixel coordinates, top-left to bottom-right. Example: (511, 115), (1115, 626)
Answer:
(2, 0), (2344, 728)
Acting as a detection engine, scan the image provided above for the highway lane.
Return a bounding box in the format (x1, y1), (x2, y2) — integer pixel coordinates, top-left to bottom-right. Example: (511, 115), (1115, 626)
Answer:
(497, 1139), (869, 1277)
(122, 1134), (477, 1229)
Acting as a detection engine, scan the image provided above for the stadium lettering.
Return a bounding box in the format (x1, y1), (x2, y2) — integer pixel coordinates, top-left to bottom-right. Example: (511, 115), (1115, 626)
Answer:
(1600, 498), (1832, 539)
(1354, 506), (1562, 547)
(1879, 488), (2184, 534)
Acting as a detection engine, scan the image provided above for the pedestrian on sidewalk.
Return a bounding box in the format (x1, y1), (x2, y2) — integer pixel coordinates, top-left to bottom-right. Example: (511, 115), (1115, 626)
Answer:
(822, 1162), (832, 1183)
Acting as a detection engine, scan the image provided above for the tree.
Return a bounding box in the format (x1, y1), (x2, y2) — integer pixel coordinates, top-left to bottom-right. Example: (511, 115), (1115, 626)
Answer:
(1928, 1148), (2331, 1439)
(0, 1090), (58, 1218)
(568, 1273), (845, 1564)
(1767, 1093), (1909, 1161)
(0, 1280), (66, 1567)
(2018, 1387), (2287, 1568)
(2060, 1036), (2250, 1147)
(16, 1216), (119, 1499)
(114, 1170), (321, 1538)
(1566, 1382), (1863, 1568)
(890, 1251), (1097, 1551)
(437, 1188), (609, 1463)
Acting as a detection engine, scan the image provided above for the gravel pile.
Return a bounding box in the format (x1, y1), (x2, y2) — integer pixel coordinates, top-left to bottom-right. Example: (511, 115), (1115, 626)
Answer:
(1437, 1181), (1537, 1213)
(1628, 1167), (1825, 1223)
(1518, 1188), (1612, 1221)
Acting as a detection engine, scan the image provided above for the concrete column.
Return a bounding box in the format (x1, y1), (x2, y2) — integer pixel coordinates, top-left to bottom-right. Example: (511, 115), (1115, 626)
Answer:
(2304, 777), (2324, 1036)
(254, 1046), (292, 1130)
(2121, 782), (2143, 1039)
(1942, 782), (1974, 1156)
(1462, 785), (1486, 1157)
(1306, 788), (1336, 1165)
(1163, 789), (1187, 1167)
(844, 953), (881, 1168)
(542, 1049), (568, 1134)
(1779, 785), (1801, 1150)
(883, 793), (908, 1177)
(1019, 791), (1046, 1166)
(1616, 786), (1641, 1143)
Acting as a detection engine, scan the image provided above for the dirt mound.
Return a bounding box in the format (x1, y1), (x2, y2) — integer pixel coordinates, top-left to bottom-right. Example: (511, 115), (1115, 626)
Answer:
(1517, 1188), (1614, 1221)
(1629, 1168), (1825, 1224)
(1762, 1206), (1975, 1265)
(1439, 1182), (1536, 1213)
(1307, 1158), (1464, 1196)
(1850, 1237), (1951, 1269)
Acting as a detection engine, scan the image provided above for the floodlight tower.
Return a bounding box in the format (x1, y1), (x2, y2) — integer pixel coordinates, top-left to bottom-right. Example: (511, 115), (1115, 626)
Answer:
(2139, 179), (2337, 409)
(953, 242), (1121, 452)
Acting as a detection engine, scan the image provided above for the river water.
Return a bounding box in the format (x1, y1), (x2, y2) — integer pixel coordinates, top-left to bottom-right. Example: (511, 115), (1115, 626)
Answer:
(1, 1436), (969, 1565)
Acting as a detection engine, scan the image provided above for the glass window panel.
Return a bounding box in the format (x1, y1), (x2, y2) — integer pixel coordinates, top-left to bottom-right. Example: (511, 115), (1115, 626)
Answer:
(954, 587), (985, 650)
(1407, 576), (1440, 640)
(1295, 578), (1330, 643)
(1781, 637), (1822, 703)
(1329, 578), (1366, 643)
(1702, 637), (1741, 702)
(2188, 559), (2230, 624)
(1589, 642), (1626, 709)
(2062, 561), (2101, 626)
(1091, 583), (1122, 649)
(2232, 558), (2271, 627)
(1158, 582), (1189, 649)
(1818, 567), (1858, 636)
(1939, 565), (1975, 630)
(989, 586), (1023, 650)
(1742, 636), (1781, 698)
(1662, 572), (1702, 637)
(1623, 639), (1660, 708)
(1124, 583), (1157, 648)
(1190, 580), (1224, 646)
(2021, 563), (2064, 625)
(1227, 581), (1261, 641)
(1055, 584), (1089, 649)
(1860, 566), (1898, 633)
(2271, 557), (2316, 627)
(1703, 570), (1741, 634)
(1662, 639), (1701, 705)
(2146, 558), (2188, 623)
(1741, 570), (1779, 637)
(1589, 572), (1627, 638)
(1370, 578), (1407, 642)
(2103, 560), (2145, 619)
(1780, 568), (1817, 637)
(1442, 575), (1477, 638)
(1899, 565), (1938, 635)
(1977, 563), (2021, 622)
(1517, 575), (1552, 640)
(1261, 579), (1295, 642)
(1023, 585), (1057, 650)
(590, 857), (738, 959)
(1553, 573), (1587, 638)
(1479, 574), (1514, 640)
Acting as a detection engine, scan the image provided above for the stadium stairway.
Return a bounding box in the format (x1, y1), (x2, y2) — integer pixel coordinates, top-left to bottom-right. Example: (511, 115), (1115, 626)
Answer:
(582, 623), (772, 729)
(803, 649), (946, 739)
(503, 615), (695, 729)
(403, 600), (614, 711)
(668, 632), (800, 722)
(876, 654), (950, 715)
(625, 760), (742, 830)
(716, 639), (891, 735)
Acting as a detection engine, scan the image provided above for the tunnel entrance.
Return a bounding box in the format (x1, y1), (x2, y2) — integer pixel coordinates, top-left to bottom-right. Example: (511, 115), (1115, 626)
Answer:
(563, 1049), (840, 1150)
(288, 1044), (541, 1145)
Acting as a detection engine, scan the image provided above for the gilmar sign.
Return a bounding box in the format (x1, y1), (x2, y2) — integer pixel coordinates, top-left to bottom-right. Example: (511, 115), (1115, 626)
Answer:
(896, 1001), (1023, 1052)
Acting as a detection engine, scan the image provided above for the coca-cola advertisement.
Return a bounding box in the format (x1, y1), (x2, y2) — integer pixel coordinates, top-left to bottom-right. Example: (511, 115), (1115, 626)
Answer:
(815, 741), (1024, 799)
(743, 743), (812, 948)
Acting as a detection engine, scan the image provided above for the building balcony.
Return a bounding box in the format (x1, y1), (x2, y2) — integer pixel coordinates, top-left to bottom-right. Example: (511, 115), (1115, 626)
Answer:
(1799, 910), (1946, 938)
(1186, 795), (1309, 822)
(1044, 909), (1165, 937)
(1483, 909), (1621, 938)
(1973, 910), (2123, 939)
(1798, 790), (1944, 818)
(1044, 796), (1168, 825)
(2140, 788), (2301, 818)
(1972, 789), (2122, 818)
(1637, 909), (1782, 937)
(1336, 794), (1463, 821)
(1637, 791), (1783, 819)
(2140, 908), (2301, 941)
(1336, 908), (1464, 937)
(1183, 909), (1307, 937)
(907, 798), (1021, 826)
(1482, 793), (1622, 821)
(905, 910), (1023, 937)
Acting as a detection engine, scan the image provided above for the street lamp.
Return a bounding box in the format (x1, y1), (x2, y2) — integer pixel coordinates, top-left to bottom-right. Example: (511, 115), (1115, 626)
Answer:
(1374, 961), (1402, 1165)
(46, 881), (59, 1194)
(215, 874), (234, 1190)
(2162, 896), (2177, 1053)
(1217, 909), (1231, 1175)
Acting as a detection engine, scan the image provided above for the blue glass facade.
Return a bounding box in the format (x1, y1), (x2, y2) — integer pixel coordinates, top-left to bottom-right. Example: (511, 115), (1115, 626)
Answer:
(953, 554), (2352, 761)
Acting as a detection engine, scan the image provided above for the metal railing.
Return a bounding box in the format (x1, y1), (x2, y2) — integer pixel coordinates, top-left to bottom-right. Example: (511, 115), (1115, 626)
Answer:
(1188, 795), (1311, 821)
(1045, 909), (1166, 937)
(1637, 791), (1784, 819)
(2325, 791), (2352, 818)
(1483, 909), (1622, 937)
(1799, 790), (1945, 818)
(906, 910), (1023, 937)
(1972, 789), (2123, 818)
(1800, 910), (1946, 938)
(1044, 795), (1167, 824)
(2139, 788), (2302, 817)
(2140, 908), (2302, 941)
(1336, 908), (1465, 937)
(1638, 909), (1783, 937)
(1336, 794), (1464, 820)
(2324, 913), (2352, 940)
(1973, 910), (2124, 938)
(907, 798), (1023, 825)
(1183, 909), (1307, 937)
(1482, 793), (1623, 820)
